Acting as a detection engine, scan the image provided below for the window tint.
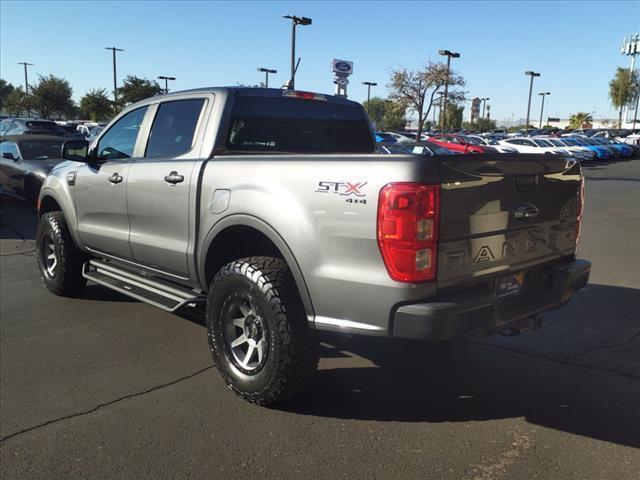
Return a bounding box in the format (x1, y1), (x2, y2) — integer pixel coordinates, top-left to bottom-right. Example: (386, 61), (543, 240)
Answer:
(1, 142), (20, 159)
(226, 96), (373, 154)
(17, 140), (65, 160)
(145, 99), (205, 158)
(97, 107), (148, 160)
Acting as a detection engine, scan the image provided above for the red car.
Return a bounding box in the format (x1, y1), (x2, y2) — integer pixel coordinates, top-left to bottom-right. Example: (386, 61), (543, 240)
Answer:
(427, 134), (496, 153)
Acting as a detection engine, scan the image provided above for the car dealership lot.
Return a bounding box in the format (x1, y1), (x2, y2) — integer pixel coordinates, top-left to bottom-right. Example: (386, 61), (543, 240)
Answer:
(1, 161), (639, 479)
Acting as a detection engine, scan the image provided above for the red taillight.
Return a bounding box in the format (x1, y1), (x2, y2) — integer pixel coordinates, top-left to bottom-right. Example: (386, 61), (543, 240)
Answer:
(281, 90), (327, 101)
(377, 183), (440, 282)
(576, 177), (585, 246)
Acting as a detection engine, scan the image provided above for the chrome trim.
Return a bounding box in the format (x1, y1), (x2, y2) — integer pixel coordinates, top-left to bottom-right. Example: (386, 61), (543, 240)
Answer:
(314, 316), (384, 332)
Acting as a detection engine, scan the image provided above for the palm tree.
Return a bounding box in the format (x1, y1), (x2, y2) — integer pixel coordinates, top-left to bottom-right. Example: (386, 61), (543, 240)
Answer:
(609, 67), (639, 128)
(568, 112), (593, 129)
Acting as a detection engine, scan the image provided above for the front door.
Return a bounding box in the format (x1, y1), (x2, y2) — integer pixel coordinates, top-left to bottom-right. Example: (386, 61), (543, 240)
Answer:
(127, 98), (207, 278)
(75, 106), (149, 259)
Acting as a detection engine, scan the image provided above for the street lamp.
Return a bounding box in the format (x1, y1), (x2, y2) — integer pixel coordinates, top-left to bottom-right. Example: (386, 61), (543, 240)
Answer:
(538, 92), (551, 129)
(282, 15), (312, 90)
(481, 97), (490, 119)
(105, 47), (124, 112)
(438, 49), (461, 130)
(257, 67), (277, 88)
(524, 70), (541, 134)
(17, 62), (33, 117)
(158, 75), (176, 94)
(362, 81), (377, 113)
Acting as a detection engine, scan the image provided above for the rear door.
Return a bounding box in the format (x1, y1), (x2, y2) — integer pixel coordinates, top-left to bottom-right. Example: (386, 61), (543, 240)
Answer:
(126, 95), (210, 279)
(437, 155), (581, 288)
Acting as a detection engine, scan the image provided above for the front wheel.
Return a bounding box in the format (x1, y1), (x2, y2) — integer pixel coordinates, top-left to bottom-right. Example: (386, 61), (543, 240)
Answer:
(36, 211), (86, 297)
(206, 256), (318, 405)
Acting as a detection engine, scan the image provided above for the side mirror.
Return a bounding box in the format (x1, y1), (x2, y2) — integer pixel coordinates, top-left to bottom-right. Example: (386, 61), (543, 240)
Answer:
(1, 152), (16, 161)
(62, 140), (89, 162)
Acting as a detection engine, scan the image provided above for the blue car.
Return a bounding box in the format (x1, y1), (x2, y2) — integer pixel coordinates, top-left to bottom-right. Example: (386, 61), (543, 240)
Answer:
(374, 132), (398, 143)
(565, 138), (611, 160)
(591, 138), (633, 157)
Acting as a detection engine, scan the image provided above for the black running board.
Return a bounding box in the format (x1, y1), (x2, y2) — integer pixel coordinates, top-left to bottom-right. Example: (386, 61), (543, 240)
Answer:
(82, 259), (205, 312)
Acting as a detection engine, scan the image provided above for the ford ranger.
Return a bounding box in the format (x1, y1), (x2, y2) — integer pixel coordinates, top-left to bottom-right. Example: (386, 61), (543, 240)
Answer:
(35, 87), (591, 405)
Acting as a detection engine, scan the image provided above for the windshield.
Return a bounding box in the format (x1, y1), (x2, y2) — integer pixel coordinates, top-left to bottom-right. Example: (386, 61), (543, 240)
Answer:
(18, 140), (64, 160)
(226, 96), (374, 154)
(463, 136), (483, 145)
(547, 139), (564, 147)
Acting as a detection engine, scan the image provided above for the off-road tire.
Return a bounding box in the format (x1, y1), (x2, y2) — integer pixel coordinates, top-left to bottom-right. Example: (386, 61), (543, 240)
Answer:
(36, 211), (86, 297)
(206, 256), (319, 405)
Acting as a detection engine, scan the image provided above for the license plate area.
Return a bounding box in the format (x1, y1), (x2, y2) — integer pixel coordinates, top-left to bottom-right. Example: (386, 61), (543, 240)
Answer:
(495, 272), (525, 298)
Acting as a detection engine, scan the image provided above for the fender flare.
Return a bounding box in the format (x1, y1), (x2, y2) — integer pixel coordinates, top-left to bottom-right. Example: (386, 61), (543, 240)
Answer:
(38, 187), (83, 250)
(198, 214), (315, 323)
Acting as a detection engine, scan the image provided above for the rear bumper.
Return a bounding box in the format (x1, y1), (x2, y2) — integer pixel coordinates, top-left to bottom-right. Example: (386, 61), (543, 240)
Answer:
(392, 258), (591, 341)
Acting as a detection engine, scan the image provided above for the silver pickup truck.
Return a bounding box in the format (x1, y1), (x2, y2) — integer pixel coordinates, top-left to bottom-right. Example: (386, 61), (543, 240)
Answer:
(36, 87), (590, 405)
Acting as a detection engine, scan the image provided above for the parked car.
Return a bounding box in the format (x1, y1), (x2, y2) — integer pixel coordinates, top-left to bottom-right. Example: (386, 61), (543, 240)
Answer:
(385, 132), (415, 143)
(466, 135), (518, 153)
(376, 143), (413, 154)
(0, 135), (67, 205)
(0, 118), (68, 137)
(374, 132), (398, 143)
(559, 138), (612, 160)
(541, 138), (595, 162)
(409, 141), (457, 156)
(591, 138), (633, 158)
(35, 87), (590, 405)
(427, 134), (496, 153)
(499, 137), (569, 156)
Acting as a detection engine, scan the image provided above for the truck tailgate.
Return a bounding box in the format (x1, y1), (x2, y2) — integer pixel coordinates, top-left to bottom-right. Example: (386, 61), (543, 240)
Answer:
(437, 154), (582, 288)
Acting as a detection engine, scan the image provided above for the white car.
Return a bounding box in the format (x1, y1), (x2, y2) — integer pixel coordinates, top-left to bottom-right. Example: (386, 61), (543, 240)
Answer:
(499, 137), (570, 156)
(466, 135), (518, 153)
(542, 137), (596, 161)
(385, 132), (415, 143)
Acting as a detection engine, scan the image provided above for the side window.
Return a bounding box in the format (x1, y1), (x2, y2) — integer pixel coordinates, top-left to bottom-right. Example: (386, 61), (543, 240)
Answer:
(1, 142), (20, 159)
(524, 140), (536, 147)
(97, 107), (148, 160)
(145, 99), (205, 158)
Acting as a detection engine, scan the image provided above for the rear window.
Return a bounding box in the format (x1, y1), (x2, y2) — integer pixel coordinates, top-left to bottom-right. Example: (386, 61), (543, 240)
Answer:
(25, 121), (59, 130)
(226, 96), (373, 154)
(18, 140), (64, 160)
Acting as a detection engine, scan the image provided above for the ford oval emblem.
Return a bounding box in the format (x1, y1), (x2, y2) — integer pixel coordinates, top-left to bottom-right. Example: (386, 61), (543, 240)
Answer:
(335, 62), (351, 72)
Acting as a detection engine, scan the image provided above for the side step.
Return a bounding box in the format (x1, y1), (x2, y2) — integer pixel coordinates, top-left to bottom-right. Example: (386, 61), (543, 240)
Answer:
(82, 259), (206, 312)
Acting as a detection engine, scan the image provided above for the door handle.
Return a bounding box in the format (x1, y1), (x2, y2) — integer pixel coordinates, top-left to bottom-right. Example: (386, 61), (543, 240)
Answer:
(164, 171), (184, 185)
(108, 173), (123, 184)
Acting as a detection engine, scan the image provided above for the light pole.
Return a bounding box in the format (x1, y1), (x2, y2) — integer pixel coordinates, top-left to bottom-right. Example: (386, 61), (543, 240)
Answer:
(362, 81), (377, 112)
(105, 47), (124, 112)
(282, 15), (312, 90)
(524, 70), (541, 134)
(17, 62), (33, 117)
(538, 92), (550, 129)
(633, 82), (640, 130)
(257, 67), (277, 88)
(158, 76), (176, 93)
(438, 49), (460, 131)
(481, 97), (490, 118)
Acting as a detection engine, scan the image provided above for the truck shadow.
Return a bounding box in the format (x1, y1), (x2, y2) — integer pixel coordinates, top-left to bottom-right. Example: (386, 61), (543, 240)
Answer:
(277, 283), (640, 449)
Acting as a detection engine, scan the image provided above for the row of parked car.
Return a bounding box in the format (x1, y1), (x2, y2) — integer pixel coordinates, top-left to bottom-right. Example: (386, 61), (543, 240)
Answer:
(0, 117), (105, 142)
(374, 130), (640, 161)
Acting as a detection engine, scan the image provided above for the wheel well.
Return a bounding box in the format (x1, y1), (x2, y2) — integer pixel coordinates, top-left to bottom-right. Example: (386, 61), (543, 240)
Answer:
(39, 195), (61, 216)
(204, 225), (283, 286)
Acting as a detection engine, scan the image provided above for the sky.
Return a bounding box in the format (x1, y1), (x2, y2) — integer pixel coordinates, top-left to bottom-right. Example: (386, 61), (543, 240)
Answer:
(1, 0), (638, 124)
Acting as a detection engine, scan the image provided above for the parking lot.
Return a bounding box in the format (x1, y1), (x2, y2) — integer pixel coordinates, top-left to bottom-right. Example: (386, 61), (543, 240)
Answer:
(0, 159), (639, 479)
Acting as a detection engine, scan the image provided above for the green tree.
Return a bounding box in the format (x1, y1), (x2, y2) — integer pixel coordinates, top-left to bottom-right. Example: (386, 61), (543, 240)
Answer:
(80, 88), (113, 121)
(3, 86), (27, 116)
(475, 117), (497, 132)
(29, 74), (75, 119)
(445, 103), (464, 129)
(388, 61), (466, 138)
(609, 67), (639, 127)
(1, 79), (16, 112)
(362, 97), (407, 131)
(117, 75), (163, 108)
(568, 112), (593, 129)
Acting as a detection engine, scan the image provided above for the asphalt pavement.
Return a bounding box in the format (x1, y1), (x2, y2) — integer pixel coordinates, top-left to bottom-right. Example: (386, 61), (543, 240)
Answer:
(1, 159), (639, 479)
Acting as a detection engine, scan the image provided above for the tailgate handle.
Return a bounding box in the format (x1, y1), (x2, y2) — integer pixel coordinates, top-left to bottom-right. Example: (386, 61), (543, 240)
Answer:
(515, 175), (538, 192)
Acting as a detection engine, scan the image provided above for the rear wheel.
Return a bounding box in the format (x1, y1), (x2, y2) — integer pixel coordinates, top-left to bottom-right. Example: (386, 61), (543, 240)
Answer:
(36, 211), (86, 296)
(206, 256), (318, 405)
